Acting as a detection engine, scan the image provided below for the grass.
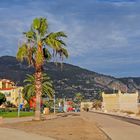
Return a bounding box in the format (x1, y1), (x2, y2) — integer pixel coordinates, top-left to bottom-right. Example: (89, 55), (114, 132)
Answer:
(0, 111), (34, 118)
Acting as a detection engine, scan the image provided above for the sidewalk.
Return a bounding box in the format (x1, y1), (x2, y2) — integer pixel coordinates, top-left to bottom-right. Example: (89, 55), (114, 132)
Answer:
(0, 113), (108, 140)
(1, 116), (33, 124)
(0, 116), (55, 140)
(1, 114), (58, 124)
(0, 127), (54, 140)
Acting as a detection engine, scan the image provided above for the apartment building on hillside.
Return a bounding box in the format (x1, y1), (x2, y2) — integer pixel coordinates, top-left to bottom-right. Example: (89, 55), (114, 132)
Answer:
(0, 79), (23, 106)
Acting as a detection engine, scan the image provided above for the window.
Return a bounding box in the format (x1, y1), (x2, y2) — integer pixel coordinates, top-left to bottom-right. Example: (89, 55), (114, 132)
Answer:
(4, 92), (11, 97)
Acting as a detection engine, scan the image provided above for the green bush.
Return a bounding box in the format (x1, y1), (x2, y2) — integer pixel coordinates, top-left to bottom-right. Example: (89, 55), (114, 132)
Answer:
(0, 93), (6, 105)
(0, 108), (17, 112)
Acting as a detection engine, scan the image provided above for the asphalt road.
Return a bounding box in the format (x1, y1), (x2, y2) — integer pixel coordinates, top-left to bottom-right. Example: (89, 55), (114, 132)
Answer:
(82, 112), (140, 140)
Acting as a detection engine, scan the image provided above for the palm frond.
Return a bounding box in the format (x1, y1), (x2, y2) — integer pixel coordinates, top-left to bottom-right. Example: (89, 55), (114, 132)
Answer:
(42, 85), (54, 98)
(43, 48), (51, 61)
(48, 32), (67, 38)
(59, 47), (69, 58)
(24, 74), (35, 83)
(32, 17), (48, 37)
(44, 31), (67, 50)
(16, 44), (28, 61)
(23, 30), (36, 42)
(23, 73), (54, 102)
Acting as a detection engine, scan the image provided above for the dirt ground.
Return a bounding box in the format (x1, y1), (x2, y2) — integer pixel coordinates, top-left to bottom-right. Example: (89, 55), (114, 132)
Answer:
(0, 113), (108, 140)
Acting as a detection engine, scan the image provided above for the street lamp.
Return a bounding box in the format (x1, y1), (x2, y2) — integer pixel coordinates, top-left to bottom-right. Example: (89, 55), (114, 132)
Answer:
(54, 94), (56, 114)
(18, 89), (21, 117)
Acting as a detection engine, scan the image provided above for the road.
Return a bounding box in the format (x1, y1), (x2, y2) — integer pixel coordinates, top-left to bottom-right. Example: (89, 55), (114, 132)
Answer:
(82, 112), (140, 140)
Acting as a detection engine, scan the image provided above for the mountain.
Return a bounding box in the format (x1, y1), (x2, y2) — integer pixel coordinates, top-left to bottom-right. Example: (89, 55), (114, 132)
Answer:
(0, 56), (139, 99)
(118, 77), (140, 92)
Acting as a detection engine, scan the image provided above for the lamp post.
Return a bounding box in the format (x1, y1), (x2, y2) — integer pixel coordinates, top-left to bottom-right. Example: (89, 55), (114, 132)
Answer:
(18, 89), (21, 117)
(54, 94), (56, 114)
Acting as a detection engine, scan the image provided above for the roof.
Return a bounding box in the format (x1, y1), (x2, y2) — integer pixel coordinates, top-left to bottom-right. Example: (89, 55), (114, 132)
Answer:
(0, 79), (15, 84)
(0, 87), (15, 91)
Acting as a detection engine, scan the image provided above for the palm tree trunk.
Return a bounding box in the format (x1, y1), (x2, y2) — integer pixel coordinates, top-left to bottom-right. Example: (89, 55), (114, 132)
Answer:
(34, 70), (42, 120)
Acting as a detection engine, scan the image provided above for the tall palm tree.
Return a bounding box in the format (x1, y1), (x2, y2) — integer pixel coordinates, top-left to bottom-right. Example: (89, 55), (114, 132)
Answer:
(17, 17), (68, 120)
(23, 73), (54, 104)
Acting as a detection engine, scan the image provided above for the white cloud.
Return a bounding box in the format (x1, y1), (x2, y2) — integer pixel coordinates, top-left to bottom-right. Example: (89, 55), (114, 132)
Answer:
(0, 0), (140, 76)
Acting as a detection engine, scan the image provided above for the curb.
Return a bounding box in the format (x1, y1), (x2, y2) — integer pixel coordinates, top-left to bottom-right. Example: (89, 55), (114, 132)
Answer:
(96, 124), (112, 140)
(81, 114), (111, 140)
(90, 111), (140, 126)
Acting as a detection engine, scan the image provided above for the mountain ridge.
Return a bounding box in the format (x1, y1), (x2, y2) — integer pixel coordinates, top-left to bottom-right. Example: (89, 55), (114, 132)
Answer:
(0, 56), (139, 99)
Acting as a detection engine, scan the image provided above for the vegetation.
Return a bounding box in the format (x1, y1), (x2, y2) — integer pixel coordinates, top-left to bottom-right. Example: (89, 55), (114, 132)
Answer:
(4, 101), (16, 108)
(83, 104), (90, 111)
(74, 92), (83, 110)
(0, 93), (6, 106)
(23, 73), (54, 104)
(0, 111), (34, 118)
(94, 90), (103, 101)
(1, 56), (139, 100)
(16, 17), (68, 120)
(43, 100), (54, 110)
(92, 100), (102, 110)
(74, 92), (83, 104)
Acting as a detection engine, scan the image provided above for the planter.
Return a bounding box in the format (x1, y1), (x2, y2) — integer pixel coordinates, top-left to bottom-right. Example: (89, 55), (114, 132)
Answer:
(43, 107), (49, 115)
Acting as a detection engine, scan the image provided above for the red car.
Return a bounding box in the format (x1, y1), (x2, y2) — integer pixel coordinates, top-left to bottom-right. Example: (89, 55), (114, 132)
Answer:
(67, 107), (75, 112)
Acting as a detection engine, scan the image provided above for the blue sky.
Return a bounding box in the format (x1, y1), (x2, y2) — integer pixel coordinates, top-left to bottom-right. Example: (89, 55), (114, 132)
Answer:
(0, 0), (140, 77)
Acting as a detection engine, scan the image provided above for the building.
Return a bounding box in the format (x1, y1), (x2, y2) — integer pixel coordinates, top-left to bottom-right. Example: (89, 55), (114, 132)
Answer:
(102, 90), (139, 113)
(0, 79), (23, 106)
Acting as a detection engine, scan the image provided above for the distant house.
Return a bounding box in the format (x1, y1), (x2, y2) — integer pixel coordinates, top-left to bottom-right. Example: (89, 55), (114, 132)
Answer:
(0, 79), (23, 106)
(102, 90), (139, 113)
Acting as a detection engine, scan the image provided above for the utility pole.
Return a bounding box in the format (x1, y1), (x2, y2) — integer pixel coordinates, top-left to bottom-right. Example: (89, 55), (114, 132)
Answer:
(54, 94), (55, 114)
(63, 97), (66, 112)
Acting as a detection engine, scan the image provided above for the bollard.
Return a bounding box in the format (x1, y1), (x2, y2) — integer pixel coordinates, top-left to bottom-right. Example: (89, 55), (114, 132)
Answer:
(44, 108), (50, 115)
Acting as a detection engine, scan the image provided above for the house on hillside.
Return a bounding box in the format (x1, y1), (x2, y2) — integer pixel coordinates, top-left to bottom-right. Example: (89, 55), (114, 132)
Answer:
(0, 79), (23, 106)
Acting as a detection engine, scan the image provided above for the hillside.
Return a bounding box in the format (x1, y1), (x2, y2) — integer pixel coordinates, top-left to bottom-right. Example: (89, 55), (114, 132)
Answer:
(118, 77), (140, 92)
(0, 56), (139, 99)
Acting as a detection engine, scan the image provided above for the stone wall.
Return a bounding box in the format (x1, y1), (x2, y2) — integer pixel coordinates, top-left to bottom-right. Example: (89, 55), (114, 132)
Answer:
(102, 92), (120, 112)
(102, 91), (139, 113)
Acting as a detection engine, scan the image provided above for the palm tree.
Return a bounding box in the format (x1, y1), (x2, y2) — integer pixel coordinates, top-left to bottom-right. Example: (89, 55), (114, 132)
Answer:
(16, 17), (68, 120)
(23, 73), (54, 104)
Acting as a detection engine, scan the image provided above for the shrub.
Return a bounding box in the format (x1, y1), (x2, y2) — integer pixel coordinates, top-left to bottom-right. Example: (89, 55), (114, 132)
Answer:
(83, 104), (90, 111)
(0, 93), (6, 105)
(92, 100), (102, 110)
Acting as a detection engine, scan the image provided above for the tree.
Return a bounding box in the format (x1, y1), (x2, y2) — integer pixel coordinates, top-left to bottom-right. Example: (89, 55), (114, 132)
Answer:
(23, 73), (54, 104)
(74, 93), (84, 111)
(92, 100), (102, 110)
(0, 93), (6, 106)
(74, 92), (83, 104)
(17, 17), (68, 120)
